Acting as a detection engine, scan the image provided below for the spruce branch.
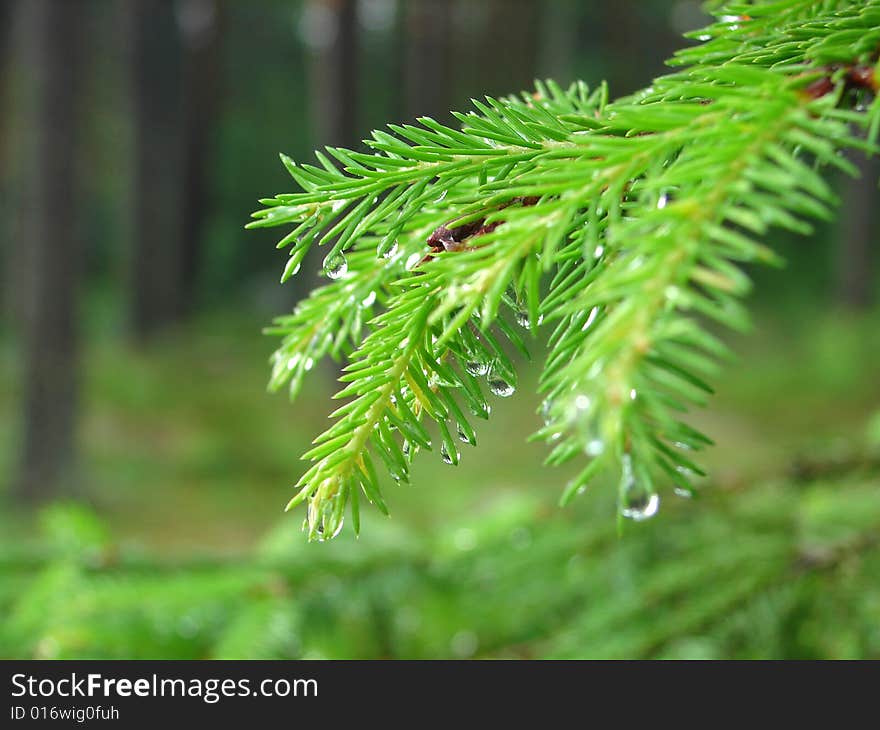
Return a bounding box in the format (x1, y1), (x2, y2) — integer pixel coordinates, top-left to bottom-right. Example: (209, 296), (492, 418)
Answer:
(250, 0), (880, 539)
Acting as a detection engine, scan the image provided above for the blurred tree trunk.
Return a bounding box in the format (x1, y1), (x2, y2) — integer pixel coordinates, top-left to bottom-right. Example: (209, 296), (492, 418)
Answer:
(301, 0), (358, 303)
(305, 0), (358, 148)
(537, 0), (577, 84)
(0, 0), (17, 324)
(453, 0), (539, 102)
(176, 0), (223, 317)
(0, 0), (14, 163)
(402, 0), (453, 121)
(128, 0), (183, 340)
(14, 0), (85, 502)
(599, 0), (644, 94)
(836, 153), (878, 309)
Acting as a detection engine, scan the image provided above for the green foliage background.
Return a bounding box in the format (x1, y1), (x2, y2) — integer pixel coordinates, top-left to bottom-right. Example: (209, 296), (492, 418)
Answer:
(1, 313), (879, 658)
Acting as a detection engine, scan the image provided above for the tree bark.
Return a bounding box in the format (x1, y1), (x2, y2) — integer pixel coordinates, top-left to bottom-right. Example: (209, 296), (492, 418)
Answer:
(127, 0), (183, 340)
(14, 0), (85, 502)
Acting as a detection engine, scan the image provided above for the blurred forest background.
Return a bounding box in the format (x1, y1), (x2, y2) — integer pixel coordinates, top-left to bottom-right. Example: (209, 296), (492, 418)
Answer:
(0, 0), (879, 659)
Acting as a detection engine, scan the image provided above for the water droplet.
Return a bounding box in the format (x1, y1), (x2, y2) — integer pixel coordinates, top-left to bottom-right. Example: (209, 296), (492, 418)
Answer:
(622, 490), (659, 521)
(440, 442), (458, 464)
(315, 517), (344, 541)
(456, 424), (473, 445)
(657, 192), (668, 209)
(585, 439), (604, 457)
(405, 252), (422, 271)
(435, 190), (447, 203)
(582, 306), (599, 331)
(323, 252), (348, 279)
(361, 290), (377, 307)
(673, 486), (693, 499)
(286, 354), (301, 371)
(381, 242), (399, 259)
(593, 245), (605, 259)
(487, 371), (515, 397)
(619, 454), (659, 521)
(303, 357), (314, 371)
(574, 394), (591, 411)
(629, 388), (637, 401)
(465, 360), (489, 376)
(540, 399), (553, 426)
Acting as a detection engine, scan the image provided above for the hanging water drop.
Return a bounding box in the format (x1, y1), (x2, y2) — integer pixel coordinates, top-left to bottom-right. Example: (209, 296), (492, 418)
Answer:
(381, 241), (399, 259)
(540, 399), (554, 426)
(323, 252), (348, 279)
(582, 306), (599, 331)
(315, 516), (344, 542)
(405, 252), (422, 271)
(456, 424), (473, 445)
(619, 454), (659, 521)
(673, 486), (693, 499)
(488, 376), (515, 397)
(657, 191), (668, 209)
(440, 442), (458, 465)
(585, 438), (604, 457)
(361, 290), (377, 308)
(465, 360), (489, 376)
(622, 489), (659, 521)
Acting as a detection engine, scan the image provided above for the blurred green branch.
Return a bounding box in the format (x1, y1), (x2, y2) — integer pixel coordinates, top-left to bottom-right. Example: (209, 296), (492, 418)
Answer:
(3, 466), (880, 658)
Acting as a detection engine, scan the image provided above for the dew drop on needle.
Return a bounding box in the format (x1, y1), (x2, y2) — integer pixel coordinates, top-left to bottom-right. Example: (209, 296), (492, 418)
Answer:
(323, 252), (348, 279)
